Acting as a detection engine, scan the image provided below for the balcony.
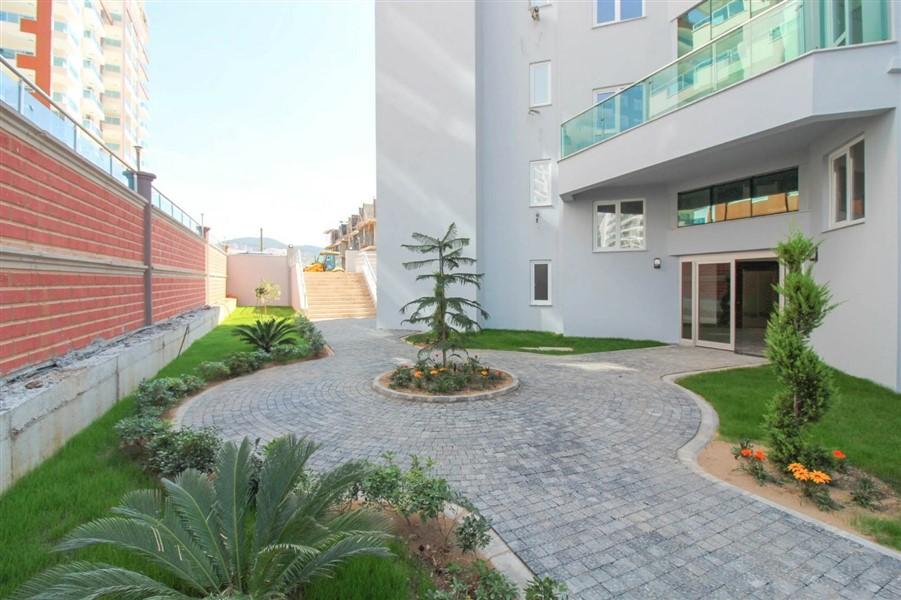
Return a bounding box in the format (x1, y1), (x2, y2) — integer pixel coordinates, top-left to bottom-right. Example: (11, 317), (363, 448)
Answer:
(558, 0), (895, 196)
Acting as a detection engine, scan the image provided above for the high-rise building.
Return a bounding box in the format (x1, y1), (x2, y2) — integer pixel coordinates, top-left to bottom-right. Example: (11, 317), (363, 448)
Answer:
(0, 0), (149, 163)
(375, 0), (901, 391)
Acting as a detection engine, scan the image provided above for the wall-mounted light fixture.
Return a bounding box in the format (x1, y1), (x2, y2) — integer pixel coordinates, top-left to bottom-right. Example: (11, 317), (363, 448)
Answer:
(653, 257), (662, 269)
(811, 247), (819, 262)
(528, 108), (540, 116)
(535, 212), (540, 224)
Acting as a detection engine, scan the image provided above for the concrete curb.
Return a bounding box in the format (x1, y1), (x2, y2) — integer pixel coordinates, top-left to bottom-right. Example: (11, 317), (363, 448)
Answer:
(666, 367), (901, 562)
(443, 503), (534, 591)
(372, 370), (520, 403)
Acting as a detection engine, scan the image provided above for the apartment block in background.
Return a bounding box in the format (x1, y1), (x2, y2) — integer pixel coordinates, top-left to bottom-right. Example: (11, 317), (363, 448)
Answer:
(376, 0), (901, 391)
(0, 0), (149, 163)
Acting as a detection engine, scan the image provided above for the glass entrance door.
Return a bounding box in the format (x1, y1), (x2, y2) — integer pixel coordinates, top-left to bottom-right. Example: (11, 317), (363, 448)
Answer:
(697, 262), (733, 348)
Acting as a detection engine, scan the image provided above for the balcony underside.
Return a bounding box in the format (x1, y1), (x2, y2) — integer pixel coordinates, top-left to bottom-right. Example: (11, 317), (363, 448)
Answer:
(559, 42), (898, 199)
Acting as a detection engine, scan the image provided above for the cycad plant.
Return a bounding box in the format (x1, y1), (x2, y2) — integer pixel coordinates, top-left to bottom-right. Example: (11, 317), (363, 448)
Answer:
(233, 317), (296, 353)
(764, 232), (836, 466)
(14, 436), (391, 599)
(400, 223), (488, 366)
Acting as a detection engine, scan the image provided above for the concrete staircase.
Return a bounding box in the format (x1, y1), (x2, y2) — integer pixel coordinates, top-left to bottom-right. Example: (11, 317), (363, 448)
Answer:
(303, 272), (376, 321)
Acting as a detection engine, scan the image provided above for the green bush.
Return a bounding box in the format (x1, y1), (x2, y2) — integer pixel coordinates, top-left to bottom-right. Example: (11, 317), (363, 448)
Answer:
(197, 360), (231, 381)
(295, 314), (326, 353)
(225, 351), (265, 376)
(472, 562), (518, 600)
(145, 426), (222, 478)
(525, 576), (569, 600)
(456, 513), (492, 554)
(133, 376), (201, 415)
(113, 415), (170, 449)
(269, 341), (312, 362)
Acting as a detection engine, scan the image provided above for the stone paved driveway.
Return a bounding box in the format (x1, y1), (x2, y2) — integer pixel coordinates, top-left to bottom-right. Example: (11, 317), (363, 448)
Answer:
(179, 319), (901, 599)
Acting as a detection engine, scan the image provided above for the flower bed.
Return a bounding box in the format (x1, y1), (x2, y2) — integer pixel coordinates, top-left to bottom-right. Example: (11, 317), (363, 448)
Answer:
(374, 358), (519, 403)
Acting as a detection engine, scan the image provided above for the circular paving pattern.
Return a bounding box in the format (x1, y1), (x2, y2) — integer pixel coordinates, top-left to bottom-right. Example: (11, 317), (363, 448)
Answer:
(179, 319), (901, 599)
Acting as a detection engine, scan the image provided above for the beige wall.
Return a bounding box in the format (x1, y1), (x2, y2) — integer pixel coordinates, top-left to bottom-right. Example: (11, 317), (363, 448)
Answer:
(226, 253), (293, 307)
(206, 244), (228, 305)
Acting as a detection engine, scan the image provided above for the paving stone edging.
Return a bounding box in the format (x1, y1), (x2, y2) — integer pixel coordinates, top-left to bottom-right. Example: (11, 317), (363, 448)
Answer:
(442, 502), (535, 591)
(371, 371), (520, 403)
(666, 367), (901, 562)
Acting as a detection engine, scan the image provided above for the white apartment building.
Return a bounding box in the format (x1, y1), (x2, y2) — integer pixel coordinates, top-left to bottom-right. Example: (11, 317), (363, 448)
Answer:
(375, 0), (901, 391)
(0, 0), (149, 163)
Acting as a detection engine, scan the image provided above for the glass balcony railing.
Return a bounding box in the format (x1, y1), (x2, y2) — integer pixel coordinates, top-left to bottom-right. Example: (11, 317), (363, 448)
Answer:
(561, 0), (892, 158)
(0, 55), (203, 237)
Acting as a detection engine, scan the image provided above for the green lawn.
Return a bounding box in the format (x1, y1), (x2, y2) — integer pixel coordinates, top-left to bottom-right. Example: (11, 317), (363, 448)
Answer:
(678, 365), (901, 491)
(0, 306), (294, 597)
(855, 516), (901, 550)
(304, 541), (434, 600)
(407, 328), (664, 355)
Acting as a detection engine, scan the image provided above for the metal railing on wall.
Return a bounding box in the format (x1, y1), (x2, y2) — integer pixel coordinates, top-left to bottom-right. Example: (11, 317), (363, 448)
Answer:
(0, 55), (203, 237)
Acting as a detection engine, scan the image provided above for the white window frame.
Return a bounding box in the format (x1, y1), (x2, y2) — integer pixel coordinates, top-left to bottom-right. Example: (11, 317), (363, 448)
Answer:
(828, 136), (865, 230)
(529, 60), (552, 108)
(530, 260), (552, 306)
(530, 0), (550, 7)
(529, 159), (553, 207)
(592, 198), (646, 252)
(593, 0), (645, 27)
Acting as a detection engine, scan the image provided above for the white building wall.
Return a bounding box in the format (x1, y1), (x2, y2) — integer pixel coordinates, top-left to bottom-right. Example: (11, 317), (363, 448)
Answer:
(375, 0), (478, 330)
(376, 1), (901, 389)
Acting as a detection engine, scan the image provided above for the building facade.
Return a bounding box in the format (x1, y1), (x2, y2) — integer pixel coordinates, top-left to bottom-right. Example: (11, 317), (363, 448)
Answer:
(324, 199), (377, 268)
(0, 0), (149, 163)
(375, 0), (901, 391)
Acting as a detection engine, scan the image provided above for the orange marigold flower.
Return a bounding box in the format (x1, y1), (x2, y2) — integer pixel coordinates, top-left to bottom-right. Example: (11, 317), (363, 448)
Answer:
(413, 371), (423, 378)
(740, 448), (753, 458)
(809, 470), (832, 485)
(787, 462), (806, 473)
(753, 450), (766, 462)
(792, 469), (811, 482)
(429, 369), (439, 376)
(833, 450), (846, 460)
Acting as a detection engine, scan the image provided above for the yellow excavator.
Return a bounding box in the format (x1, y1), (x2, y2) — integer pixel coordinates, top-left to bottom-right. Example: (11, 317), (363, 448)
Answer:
(303, 250), (342, 272)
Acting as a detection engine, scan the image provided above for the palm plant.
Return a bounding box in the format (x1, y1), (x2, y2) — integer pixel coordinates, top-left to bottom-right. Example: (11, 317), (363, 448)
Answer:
(400, 223), (488, 367)
(233, 317), (296, 353)
(14, 436), (391, 600)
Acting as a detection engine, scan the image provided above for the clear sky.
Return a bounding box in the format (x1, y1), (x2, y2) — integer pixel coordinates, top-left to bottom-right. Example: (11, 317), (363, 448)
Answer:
(145, 0), (374, 248)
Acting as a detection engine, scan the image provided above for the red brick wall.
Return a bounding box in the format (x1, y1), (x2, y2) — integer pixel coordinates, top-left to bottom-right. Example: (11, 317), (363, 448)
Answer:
(0, 123), (214, 375)
(0, 131), (144, 262)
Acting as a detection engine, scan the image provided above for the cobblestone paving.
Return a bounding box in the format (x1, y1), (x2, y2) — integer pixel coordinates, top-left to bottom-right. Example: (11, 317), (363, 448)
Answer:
(180, 319), (901, 599)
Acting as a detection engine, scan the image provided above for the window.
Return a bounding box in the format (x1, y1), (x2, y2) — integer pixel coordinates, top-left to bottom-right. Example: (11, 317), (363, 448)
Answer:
(829, 138), (865, 226)
(677, 168), (798, 227)
(595, 0), (643, 26)
(529, 61), (551, 107)
(529, 160), (552, 207)
(53, 21), (67, 32)
(104, 64), (121, 73)
(593, 199), (645, 251)
(530, 261), (552, 305)
(530, 0), (550, 6)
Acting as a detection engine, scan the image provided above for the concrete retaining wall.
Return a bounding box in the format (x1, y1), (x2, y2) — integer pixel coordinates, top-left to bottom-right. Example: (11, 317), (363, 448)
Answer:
(0, 304), (232, 493)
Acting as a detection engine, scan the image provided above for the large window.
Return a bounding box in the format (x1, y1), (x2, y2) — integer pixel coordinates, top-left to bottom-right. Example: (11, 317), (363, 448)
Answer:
(529, 61), (551, 107)
(529, 159), (553, 207)
(530, 261), (552, 305)
(595, 0), (644, 26)
(593, 199), (645, 251)
(829, 138), (865, 227)
(677, 168), (798, 227)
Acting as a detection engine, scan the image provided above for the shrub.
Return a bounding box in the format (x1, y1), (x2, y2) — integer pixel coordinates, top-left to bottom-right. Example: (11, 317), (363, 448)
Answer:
(114, 415), (170, 449)
(225, 351), (265, 376)
(456, 513), (492, 554)
(197, 360), (231, 381)
(358, 452), (404, 507)
(134, 377), (191, 414)
(233, 317), (296, 353)
(787, 462), (841, 511)
(180, 374), (205, 394)
(390, 357), (504, 394)
(472, 561), (518, 600)
(269, 341), (312, 362)
(254, 279), (281, 314)
(145, 426), (222, 478)
(764, 232), (836, 466)
(15, 436), (391, 599)
(851, 476), (883, 510)
(295, 314), (326, 354)
(397, 455), (454, 525)
(526, 576), (569, 600)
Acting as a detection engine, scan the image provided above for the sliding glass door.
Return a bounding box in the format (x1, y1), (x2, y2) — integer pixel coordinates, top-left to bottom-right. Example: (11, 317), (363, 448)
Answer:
(680, 253), (781, 353)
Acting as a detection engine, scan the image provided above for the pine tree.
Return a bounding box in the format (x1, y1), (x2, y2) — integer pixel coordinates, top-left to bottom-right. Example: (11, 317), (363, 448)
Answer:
(400, 223), (488, 367)
(764, 231), (836, 466)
